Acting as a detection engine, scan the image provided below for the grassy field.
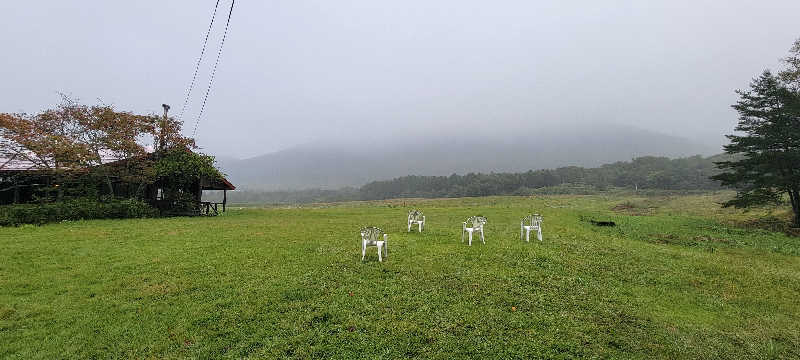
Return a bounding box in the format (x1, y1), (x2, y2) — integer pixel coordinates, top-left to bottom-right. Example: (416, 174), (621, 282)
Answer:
(1, 193), (799, 358)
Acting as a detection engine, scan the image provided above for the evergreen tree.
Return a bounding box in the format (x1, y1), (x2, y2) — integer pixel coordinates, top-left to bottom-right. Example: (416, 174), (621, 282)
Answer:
(713, 42), (800, 226)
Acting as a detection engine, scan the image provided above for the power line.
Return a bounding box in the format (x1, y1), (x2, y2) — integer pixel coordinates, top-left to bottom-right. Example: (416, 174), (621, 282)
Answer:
(177, 0), (221, 123)
(192, 0), (235, 138)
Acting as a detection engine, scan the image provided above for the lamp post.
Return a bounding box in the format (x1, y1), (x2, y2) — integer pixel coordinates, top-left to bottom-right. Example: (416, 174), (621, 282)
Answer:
(160, 104), (170, 151)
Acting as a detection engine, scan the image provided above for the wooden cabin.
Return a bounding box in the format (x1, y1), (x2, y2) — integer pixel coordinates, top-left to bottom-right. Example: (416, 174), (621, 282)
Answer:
(147, 172), (236, 216)
(0, 169), (55, 205)
(0, 151), (235, 216)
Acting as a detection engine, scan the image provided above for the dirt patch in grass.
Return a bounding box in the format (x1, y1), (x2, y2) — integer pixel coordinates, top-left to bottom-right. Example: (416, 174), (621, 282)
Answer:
(141, 282), (180, 297)
(649, 233), (732, 247)
(0, 307), (15, 320)
(735, 215), (798, 237)
(611, 202), (657, 216)
(648, 233), (702, 247)
(611, 203), (636, 211)
(693, 235), (730, 244)
(650, 233), (680, 245)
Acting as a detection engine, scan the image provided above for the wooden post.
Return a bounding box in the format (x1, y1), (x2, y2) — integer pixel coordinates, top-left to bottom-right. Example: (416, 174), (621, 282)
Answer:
(13, 185), (19, 204)
(223, 189), (227, 212)
(197, 181), (203, 216)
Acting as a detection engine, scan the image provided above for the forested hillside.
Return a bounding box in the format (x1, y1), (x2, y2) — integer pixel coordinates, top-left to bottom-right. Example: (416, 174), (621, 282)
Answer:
(218, 125), (717, 190)
(218, 154), (726, 204)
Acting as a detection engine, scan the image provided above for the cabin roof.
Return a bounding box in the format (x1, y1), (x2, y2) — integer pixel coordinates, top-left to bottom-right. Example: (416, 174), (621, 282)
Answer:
(203, 176), (236, 191)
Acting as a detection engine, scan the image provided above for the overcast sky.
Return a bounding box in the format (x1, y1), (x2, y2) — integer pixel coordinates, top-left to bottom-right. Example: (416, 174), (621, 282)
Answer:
(1, 0), (798, 158)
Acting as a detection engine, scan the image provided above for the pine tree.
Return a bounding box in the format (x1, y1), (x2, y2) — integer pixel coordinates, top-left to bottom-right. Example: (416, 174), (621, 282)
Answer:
(713, 51), (800, 226)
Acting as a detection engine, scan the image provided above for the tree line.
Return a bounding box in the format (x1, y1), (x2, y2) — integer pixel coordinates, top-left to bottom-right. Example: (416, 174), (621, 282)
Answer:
(220, 154), (726, 204)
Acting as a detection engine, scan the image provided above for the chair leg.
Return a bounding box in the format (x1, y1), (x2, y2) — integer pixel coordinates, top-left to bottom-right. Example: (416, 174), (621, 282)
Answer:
(361, 240), (366, 261)
(418, 222), (422, 232)
(526, 228), (530, 242)
(468, 231), (473, 246)
(408, 222), (411, 232)
(538, 228), (542, 241)
(480, 228), (485, 244)
(461, 228), (465, 243)
(520, 225), (523, 241)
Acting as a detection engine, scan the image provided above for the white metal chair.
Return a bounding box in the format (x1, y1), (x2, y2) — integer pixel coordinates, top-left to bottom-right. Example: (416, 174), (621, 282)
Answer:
(461, 216), (487, 246)
(520, 214), (543, 242)
(360, 226), (388, 262)
(407, 210), (425, 232)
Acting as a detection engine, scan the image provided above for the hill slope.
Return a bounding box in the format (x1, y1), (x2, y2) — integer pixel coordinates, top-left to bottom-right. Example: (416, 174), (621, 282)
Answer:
(218, 125), (718, 189)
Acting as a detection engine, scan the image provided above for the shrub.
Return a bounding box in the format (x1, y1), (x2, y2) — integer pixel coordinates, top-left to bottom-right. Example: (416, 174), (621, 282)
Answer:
(0, 198), (158, 226)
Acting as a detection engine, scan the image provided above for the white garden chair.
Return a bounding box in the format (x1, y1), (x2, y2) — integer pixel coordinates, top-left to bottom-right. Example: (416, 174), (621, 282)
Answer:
(521, 214), (543, 242)
(461, 216), (487, 246)
(360, 226), (388, 262)
(407, 210), (425, 232)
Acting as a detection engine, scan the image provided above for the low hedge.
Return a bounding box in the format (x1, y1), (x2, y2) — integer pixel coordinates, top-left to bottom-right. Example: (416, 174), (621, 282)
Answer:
(0, 198), (158, 226)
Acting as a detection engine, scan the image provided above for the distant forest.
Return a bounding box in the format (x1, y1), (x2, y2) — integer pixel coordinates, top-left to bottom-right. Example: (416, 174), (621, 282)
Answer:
(216, 154), (727, 204)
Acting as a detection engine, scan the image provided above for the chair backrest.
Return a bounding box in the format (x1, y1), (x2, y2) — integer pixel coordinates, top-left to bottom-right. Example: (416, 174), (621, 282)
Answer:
(360, 226), (385, 242)
(465, 216), (487, 228)
(408, 210), (423, 222)
(522, 214), (543, 227)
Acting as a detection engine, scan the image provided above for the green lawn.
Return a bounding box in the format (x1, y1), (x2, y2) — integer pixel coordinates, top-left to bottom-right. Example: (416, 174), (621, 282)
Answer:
(1, 194), (798, 358)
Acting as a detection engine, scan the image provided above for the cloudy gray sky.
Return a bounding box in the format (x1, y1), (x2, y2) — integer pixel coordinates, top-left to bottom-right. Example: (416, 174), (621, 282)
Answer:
(1, 0), (798, 159)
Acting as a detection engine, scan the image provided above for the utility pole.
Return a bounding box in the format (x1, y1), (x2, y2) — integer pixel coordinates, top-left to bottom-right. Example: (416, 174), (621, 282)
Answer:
(160, 104), (170, 151)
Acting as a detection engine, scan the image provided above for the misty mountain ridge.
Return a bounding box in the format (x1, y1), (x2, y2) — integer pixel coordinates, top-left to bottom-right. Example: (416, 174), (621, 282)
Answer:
(217, 124), (719, 190)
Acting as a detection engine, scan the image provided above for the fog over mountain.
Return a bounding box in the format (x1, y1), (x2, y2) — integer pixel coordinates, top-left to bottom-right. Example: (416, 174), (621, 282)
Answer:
(2, 1), (799, 165)
(218, 123), (717, 190)
(0, 1), (796, 190)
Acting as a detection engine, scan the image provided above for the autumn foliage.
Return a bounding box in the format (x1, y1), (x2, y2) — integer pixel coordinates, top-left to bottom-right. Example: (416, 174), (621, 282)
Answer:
(1, 96), (201, 202)
(0, 95), (194, 172)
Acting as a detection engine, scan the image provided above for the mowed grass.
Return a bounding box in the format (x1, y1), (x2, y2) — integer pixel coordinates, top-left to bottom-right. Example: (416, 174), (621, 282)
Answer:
(1, 194), (799, 359)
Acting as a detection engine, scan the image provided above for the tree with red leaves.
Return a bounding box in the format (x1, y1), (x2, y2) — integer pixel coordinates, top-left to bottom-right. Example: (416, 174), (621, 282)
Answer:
(1, 95), (195, 198)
